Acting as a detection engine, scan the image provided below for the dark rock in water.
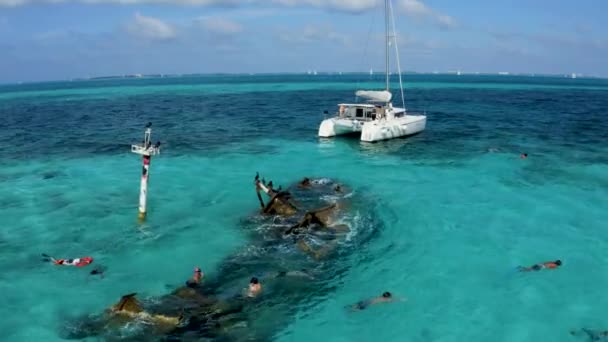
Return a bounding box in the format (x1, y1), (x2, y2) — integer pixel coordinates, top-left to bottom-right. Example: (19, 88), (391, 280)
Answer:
(62, 176), (382, 341)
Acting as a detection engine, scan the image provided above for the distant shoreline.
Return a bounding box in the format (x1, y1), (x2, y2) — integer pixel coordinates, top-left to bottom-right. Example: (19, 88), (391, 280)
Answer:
(2, 72), (605, 87)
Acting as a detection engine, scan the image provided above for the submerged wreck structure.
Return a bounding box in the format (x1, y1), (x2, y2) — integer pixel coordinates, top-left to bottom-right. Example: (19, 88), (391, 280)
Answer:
(63, 175), (382, 341)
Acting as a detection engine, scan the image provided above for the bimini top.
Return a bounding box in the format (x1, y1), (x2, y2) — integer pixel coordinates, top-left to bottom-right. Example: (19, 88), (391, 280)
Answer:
(355, 90), (392, 103)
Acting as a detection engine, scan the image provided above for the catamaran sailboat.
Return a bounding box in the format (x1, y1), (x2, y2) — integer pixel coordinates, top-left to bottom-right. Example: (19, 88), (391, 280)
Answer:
(317, 0), (426, 142)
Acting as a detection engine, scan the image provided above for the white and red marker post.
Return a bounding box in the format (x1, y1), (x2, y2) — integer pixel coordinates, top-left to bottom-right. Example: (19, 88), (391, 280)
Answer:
(131, 123), (160, 221)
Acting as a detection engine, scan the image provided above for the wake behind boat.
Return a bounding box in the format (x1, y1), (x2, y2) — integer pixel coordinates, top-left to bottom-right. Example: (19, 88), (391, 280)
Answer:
(317, 0), (426, 142)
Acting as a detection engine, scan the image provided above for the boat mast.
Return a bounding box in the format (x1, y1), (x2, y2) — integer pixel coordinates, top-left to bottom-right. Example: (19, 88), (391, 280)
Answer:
(385, 0), (390, 92)
(388, 0), (406, 112)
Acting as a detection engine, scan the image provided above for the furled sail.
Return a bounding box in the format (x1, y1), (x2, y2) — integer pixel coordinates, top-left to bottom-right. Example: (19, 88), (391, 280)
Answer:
(355, 90), (392, 103)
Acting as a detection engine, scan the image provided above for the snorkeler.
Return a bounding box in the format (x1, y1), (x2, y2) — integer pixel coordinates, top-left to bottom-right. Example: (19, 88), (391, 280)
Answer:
(518, 260), (562, 272)
(299, 177), (311, 188)
(185, 267), (204, 287)
(350, 292), (400, 311)
(247, 277), (262, 297)
(570, 328), (608, 341)
(90, 265), (106, 278)
(42, 253), (93, 267)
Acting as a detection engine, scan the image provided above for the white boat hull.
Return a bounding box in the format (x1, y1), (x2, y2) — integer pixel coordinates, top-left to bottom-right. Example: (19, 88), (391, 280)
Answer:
(360, 115), (426, 142)
(318, 118), (365, 137)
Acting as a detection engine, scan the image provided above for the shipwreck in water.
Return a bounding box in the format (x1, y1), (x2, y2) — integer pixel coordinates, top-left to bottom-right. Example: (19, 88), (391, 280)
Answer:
(62, 174), (382, 341)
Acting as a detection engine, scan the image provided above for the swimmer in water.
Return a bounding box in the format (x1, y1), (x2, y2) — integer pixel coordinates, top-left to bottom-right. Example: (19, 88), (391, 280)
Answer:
(42, 253), (93, 267)
(89, 266), (106, 278)
(520, 153), (528, 159)
(518, 260), (561, 272)
(247, 277), (262, 298)
(570, 328), (608, 341)
(185, 267), (204, 288)
(350, 292), (400, 311)
(299, 177), (311, 188)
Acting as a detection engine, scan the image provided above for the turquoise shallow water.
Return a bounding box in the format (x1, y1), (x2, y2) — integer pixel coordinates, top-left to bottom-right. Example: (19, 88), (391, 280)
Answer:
(1, 75), (608, 341)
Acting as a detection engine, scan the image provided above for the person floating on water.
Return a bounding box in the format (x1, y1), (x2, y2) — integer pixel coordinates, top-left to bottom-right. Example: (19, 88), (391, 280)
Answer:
(42, 253), (93, 267)
(520, 153), (528, 159)
(185, 267), (204, 288)
(518, 260), (562, 272)
(247, 277), (262, 298)
(350, 292), (401, 311)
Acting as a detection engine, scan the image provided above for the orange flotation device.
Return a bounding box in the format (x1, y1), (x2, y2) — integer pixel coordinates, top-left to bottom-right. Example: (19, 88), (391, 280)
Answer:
(54, 257), (94, 267)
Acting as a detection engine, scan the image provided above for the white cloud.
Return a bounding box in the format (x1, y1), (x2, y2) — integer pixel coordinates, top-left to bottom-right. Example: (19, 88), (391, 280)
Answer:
(399, 0), (457, 29)
(225, 8), (279, 19)
(0, 0), (378, 12)
(196, 16), (242, 35)
(83, 0), (240, 4)
(0, 0), (27, 5)
(400, 0), (428, 15)
(127, 12), (176, 41)
(278, 24), (351, 46)
(0, 0), (215, 5)
(272, 0), (377, 12)
(436, 14), (456, 28)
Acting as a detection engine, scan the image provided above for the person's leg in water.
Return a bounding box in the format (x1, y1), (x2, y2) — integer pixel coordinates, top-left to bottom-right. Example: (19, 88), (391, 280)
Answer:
(351, 299), (371, 311)
(517, 264), (543, 272)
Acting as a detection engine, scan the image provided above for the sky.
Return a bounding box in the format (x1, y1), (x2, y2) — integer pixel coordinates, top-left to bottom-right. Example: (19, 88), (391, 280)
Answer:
(0, 0), (607, 82)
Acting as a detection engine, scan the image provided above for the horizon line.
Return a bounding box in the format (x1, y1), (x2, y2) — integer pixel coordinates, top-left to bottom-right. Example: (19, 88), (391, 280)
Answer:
(1, 71), (605, 86)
